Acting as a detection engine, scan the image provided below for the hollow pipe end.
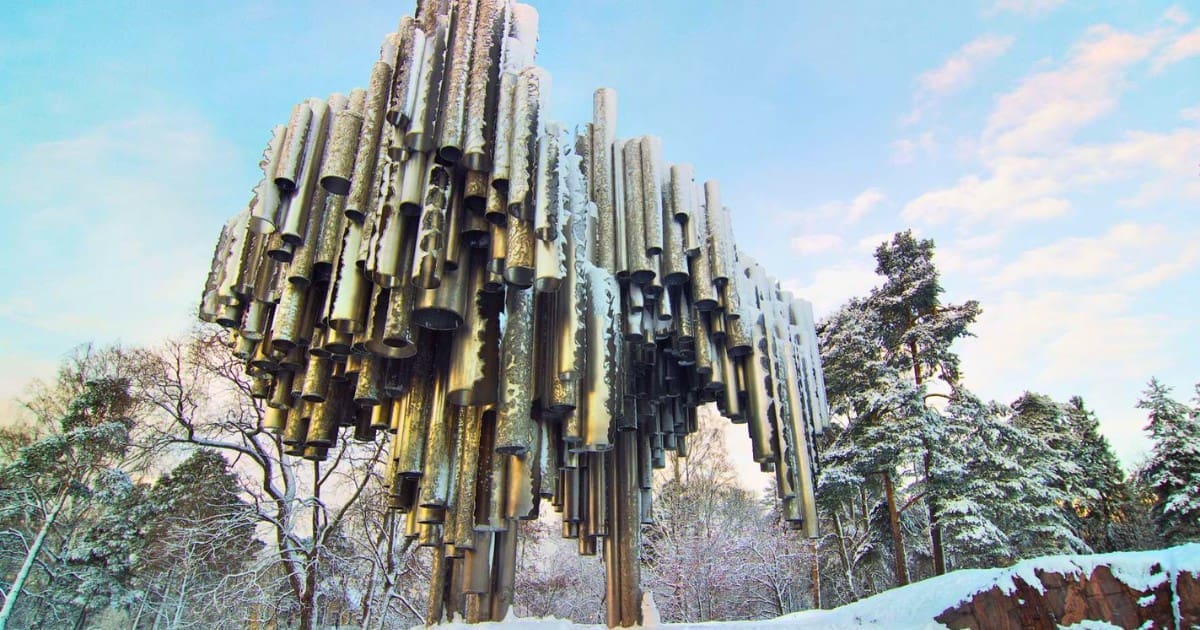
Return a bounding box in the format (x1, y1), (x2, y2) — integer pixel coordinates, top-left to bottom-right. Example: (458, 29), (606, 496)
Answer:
(320, 176), (352, 196)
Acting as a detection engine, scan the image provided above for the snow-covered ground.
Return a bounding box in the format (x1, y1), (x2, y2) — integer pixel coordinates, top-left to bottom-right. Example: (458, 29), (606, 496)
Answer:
(428, 543), (1199, 629)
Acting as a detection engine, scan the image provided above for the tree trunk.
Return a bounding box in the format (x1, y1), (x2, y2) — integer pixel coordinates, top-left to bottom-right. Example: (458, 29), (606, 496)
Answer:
(925, 448), (946, 575)
(910, 338), (946, 576)
(298, 560), (317, 630)
(832, 511), (855, 598)
(809, 538), (822, 609)
(881, 470), (909, 586)
(0, 485), (68, 630)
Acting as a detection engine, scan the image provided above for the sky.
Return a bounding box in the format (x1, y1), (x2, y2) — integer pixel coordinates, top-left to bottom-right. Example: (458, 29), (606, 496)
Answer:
(0, 0), (1197, 472)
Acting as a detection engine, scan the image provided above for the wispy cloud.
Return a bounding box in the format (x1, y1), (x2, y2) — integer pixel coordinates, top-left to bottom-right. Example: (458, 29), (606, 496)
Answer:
(781, 262), (880, 318)
(777, 187), (888, 232)
(906, 35), (1014, 124)
(891, 131), (936, 164)
(1153, 27), (1200, 71)
(991, 223), (1200, 290)
(903, 126), (1200, 226)
(0, 112), (239, 346)
(790, 234), (844, 256)
(988, 0), (1068, 17)
(983, 25), (1160, 156)
(901, 11), (1200, 229)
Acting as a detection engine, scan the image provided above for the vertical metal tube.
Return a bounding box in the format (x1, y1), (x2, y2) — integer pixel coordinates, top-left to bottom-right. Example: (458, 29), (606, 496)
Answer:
(385, 16), (418, 129)
(463, 0), (502, 172)
(435, 0), (477, 164)
(705, 181), (733, 287)
(418, 342), (453, 508)
(688, 193), (719, 311)
(503, 210), (534, 287)
(490, 70), (518, 190)
(591, 88), (618, 275)
(327, 222), (370, 334)
(345, 61), (392, 222)
(495, 285), (536, 453)
(533, 126), (565, 293)
(448, 251), (500, 405)
(506, 67), (546, 223)
(274, 102), (313, 192)
(320, 89), (366, 196)
(615, 430), (642, 626)
(411, 160), (453, 289)
(621, 139), (653, 285)
(281, 99), (332, 245)
(663, 165), (692, 285)
(396, 334), (436, 476)
(248, 125), (287, 234)
(584, 271), (620, 451)
(452, 405), (483, 548)
(407, 15), (447, 152)
(638, 136), (665, 257)
(413, 240), (469, 330)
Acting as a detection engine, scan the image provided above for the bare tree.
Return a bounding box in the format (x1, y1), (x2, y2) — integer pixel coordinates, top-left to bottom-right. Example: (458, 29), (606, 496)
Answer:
(132, 327), (387, 630)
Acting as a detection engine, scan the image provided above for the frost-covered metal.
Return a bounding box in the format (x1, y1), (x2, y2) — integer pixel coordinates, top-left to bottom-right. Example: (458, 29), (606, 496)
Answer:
(198, 0), (830, 625)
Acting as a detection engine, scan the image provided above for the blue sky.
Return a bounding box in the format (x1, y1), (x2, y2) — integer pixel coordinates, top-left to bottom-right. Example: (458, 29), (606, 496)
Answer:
(1, 0), (1196, 469)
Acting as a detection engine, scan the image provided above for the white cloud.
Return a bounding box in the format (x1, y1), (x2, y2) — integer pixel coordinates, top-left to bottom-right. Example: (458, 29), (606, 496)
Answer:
(1163, 5), (1190, 26)
(907, 35), (1015, 125)
(920, 35), (1015, 96)
(1182, 104), (1200, 121)
(1153, 27), (1200, 71)
(904, 126), (1200, 227)
(779, 187), (888, 233)
(845, 188), (887, 224)
(992, 223), (1199, 290)
(790, 234), (843, 255)
(781, 262), (879, 318)
(988, 0), (1067, 16)
(0, 112), (239, 346)
(984, 25), (1160, 156)
(958, 289), (1173, 464)
(891, 132), (937, 164)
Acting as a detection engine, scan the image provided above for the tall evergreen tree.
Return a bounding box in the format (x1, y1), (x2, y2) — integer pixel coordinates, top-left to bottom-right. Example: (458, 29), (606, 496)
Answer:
(1010, 392), (1089, 550)
(0, 376), (137, 629)
(931, 394), (1013, 569)
(1063, 396), (1132, 552)
(867, 231), (980, 576)
(818, 299), (926, 587)
(1137, 379), (1200, 544)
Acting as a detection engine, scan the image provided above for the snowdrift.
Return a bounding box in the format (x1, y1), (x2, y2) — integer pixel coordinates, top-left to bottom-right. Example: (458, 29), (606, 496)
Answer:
(428, 543), (1199, 628)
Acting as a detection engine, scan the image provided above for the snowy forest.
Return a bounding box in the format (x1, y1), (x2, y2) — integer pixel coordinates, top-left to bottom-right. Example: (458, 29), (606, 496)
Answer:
(1, 231), (1198, 629)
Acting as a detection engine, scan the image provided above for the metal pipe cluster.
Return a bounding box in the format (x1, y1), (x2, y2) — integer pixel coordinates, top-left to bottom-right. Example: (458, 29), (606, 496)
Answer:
(198, 0), (829, 625)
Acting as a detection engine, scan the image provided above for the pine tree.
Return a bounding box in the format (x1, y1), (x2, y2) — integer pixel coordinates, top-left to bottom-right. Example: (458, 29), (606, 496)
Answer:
(817, 299), (926, 587)
(0, 376), (137, 629)
(932, 394), (1013, 569)
(1063, 396), (1132, 552)
(867, 231), (980, 576)
(996, 396), (1087, 557)
(1009, 392), (1090, 549)
(1137, 379), (1200, 544)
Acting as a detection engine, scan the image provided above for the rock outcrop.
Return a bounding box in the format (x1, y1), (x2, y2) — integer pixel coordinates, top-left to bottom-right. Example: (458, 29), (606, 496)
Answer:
(936, 563), (1200, 629)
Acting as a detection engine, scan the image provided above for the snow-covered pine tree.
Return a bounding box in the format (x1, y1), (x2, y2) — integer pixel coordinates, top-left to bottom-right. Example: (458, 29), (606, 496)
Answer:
(1063, 396), (1133, 552)
(0, 370), (140, 630)
(817, 299), (926, 588)
(998, 396), (1088, 557)
(931, 393), (1013, 569)
(867, 231), (980, 576)
(1137, 379), (1200, 544)
(1009, 392), (1090, 550)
